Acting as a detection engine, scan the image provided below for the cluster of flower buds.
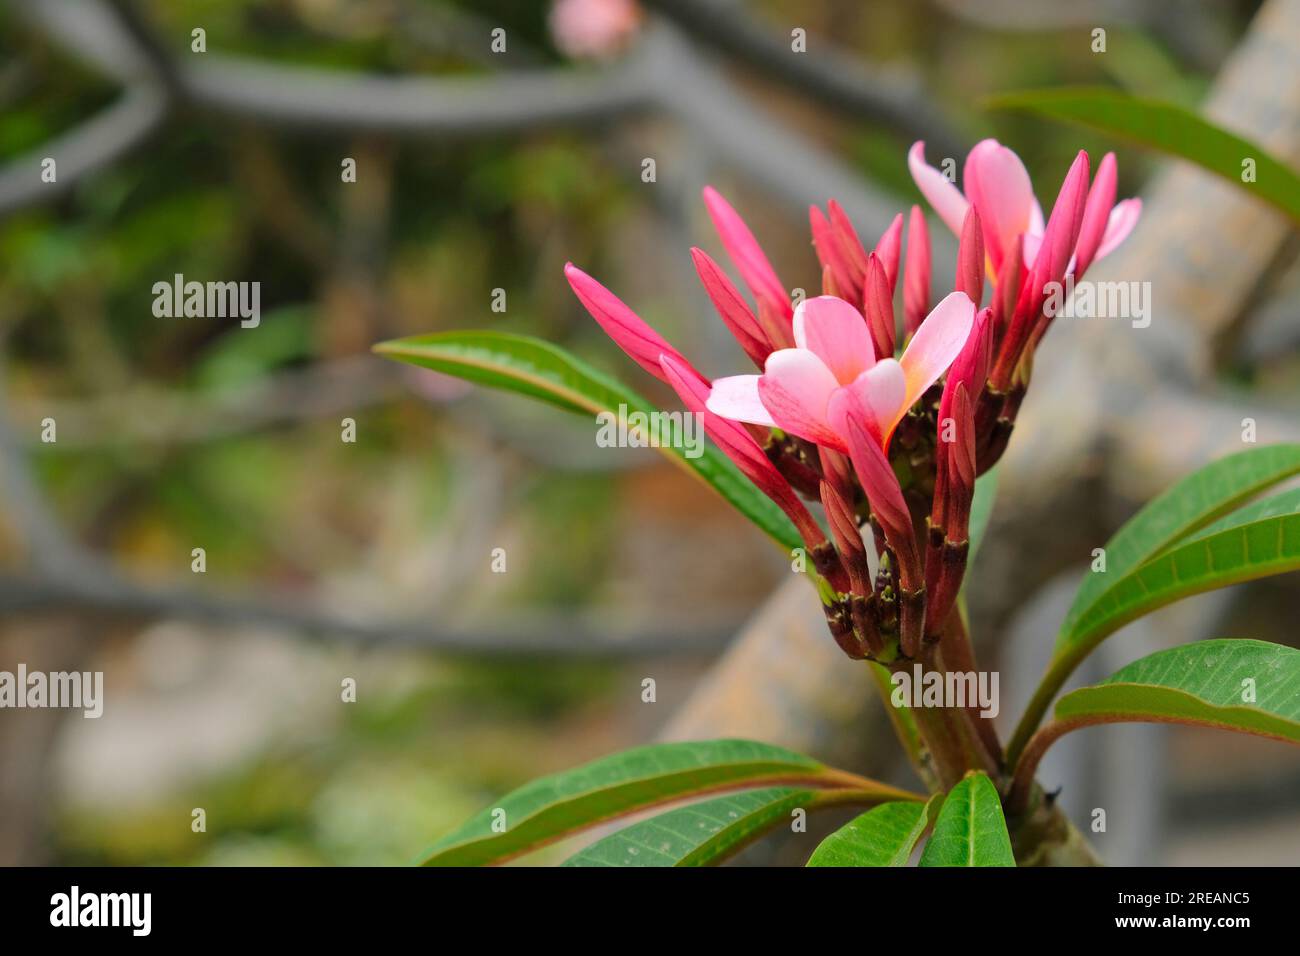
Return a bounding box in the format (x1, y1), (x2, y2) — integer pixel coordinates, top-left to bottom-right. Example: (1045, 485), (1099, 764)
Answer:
(566, 140), (1139, 664)
(909, 142), (1142, 471)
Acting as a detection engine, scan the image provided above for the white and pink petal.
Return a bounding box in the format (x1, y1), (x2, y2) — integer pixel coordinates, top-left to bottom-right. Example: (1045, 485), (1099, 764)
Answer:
(898, 291), (977, 412)
(705, 374), (776, 427)
(792, 295), (875, 385)
(908, 141), (969, 237)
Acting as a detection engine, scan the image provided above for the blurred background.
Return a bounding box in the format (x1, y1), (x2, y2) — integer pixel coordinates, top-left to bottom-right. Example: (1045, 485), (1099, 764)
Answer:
(0, 0), (1296, 866)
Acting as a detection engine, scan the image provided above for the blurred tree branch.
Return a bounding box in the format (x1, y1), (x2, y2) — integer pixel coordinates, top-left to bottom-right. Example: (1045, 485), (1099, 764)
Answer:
(0, 352), (730, 657)
(3, 0), (939, 237)
(0, 571), (735, 658)
(0, 86), (166, 215)
(933, 0), (1232, 73)
(640, 0), (965, 158)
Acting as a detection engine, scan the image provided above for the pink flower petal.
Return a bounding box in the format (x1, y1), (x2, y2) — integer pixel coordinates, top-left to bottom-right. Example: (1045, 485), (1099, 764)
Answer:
(899, 291), (977, 412)
(792, 295), (875, 385)
(662, 354), (824, 547)
(964, 139), (1035, 273)
(705, 374), (775, 427)
(809, 205), (859, 302)
(908, 141), (968, 237)
(1022, 229), (1043, 269)
(691, 247), (769, 366)
(755, 348), (844, 449)
(873, 212), (904, 293)
(1072, 152), (1118, 279)
(848, 358), (907, 446)
(702, 186), (791, 320)
(903, 204), (931, 334)
(564, 262), (687, 384)
(1095, 198), (1142, 261)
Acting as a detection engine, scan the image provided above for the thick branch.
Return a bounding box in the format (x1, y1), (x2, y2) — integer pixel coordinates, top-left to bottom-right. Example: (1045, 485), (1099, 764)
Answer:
(13, 0), (652, 135)
(0, 571), (732, 658)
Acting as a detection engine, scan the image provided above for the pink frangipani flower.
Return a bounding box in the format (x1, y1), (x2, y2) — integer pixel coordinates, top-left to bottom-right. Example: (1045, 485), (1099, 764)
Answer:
(560, 148), (1142, 666)
(705, 291), (977, 454)
(908, 139), (1141, 281)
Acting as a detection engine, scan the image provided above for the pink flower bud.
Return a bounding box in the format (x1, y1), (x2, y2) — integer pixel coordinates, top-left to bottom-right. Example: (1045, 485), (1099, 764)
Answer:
(863, 253), (896, 361)
(1072, 151), (1117, 281)
(702, 186), (792, 326)
(955, 206), (985, 306)
(690, 248), (770, 368)
(810, 205), (860, 304)
(903, 205), (931, 335)
(565, 262), (690, 384)
(839, 395), (922, 589)
(873, 212), (904, 295)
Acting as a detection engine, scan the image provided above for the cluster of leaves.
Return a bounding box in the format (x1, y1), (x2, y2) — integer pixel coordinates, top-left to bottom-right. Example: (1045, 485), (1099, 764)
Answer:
(417, 738), (1013, 867)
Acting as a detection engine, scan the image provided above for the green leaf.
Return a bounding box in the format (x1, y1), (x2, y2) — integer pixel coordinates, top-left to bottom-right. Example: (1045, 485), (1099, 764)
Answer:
(1062, 445), (1300, 640)
(918, 772), (1015, 867)
(967, 468), (998, 563)
(1187, 485), (1300, 541)
(986, 87), (1300, 225)
(807, 795), (941, 867)
(562, 787), (823, 867)
(375, 331), (801, 551)
(1060, 489), (1300, 658)
(1054, 639), (1300, 745)
(1008, 448), (1300, 765)
(419, 738), (903, 866)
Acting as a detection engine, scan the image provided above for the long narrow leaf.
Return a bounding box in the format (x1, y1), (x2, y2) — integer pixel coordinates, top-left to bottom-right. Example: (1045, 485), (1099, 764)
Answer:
(563, 787), (831, 867)
(419, 738), (909, 866)
(375, 331), (801, 550)
(1061, 496), (1300, 657)
(1061, 445), (1300, 640)
(1053, 639), (1300, 745)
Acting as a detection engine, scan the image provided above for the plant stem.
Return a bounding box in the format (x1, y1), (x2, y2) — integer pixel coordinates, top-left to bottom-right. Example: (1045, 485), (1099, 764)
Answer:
(1005, 719), (1074, 816)
(935, 609), (1004, 772)
(893, 645), (1001, 791)
(867, 661), (940, 792)
(1005, 644), (1085, 768)
(904, 694), (978, 790)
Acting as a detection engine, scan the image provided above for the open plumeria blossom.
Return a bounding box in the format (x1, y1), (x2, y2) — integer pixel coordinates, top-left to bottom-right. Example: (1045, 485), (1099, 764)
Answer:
(565, 142), (1139, 669)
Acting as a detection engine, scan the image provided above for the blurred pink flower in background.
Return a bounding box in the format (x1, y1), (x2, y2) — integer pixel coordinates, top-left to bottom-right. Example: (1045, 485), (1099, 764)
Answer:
(549, 0), (642, 60)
